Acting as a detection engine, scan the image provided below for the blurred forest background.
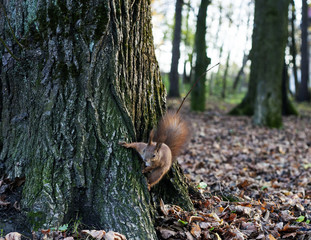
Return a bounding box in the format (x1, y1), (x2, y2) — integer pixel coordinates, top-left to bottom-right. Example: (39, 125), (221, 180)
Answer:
(151, 0), (311, 127)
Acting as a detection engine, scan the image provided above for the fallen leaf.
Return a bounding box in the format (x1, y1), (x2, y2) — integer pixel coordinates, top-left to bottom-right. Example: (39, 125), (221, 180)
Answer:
(190, 223), (201, 238)
(160, 199), (168, 216)
(81, 230), (106, 239)
(5, 232), (21, 240)
(188, 216), (204, 224)
(104, 231), (126, 240)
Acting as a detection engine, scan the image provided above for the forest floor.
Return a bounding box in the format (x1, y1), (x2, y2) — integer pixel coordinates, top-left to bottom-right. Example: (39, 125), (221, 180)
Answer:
(1, 99), (310, 240)
(155, 99), (311, 240)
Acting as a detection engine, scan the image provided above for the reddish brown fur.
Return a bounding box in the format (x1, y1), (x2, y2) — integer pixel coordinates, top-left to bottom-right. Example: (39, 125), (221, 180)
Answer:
(120, 112), (189, 189)
(154, 112), (189, 159)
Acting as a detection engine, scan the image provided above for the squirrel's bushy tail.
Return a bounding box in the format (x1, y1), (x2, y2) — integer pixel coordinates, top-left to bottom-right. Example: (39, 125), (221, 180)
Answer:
(154, 112), (190, 159)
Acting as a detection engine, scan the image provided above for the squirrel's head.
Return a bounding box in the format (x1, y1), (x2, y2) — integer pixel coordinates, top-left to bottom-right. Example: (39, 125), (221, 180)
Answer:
(142, 129), (162, 166)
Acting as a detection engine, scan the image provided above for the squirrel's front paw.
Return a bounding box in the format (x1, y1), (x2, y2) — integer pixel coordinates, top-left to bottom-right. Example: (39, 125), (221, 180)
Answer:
(119, 141), (129, 147)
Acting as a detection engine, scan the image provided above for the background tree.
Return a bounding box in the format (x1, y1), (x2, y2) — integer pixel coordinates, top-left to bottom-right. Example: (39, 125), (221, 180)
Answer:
(232, 1), (252, 92)
(191, 0), (211, 111)
(230, 0), (296, 127)
(169, 0), (183, 98)
(182, 0), (195, 85)
(297, 0), (310, 102)
(289, 0), (299, 97)
(0, 0), (192, 237)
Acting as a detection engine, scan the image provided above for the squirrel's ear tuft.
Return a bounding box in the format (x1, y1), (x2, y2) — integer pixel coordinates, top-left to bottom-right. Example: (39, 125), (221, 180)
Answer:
(148, 129), (154, 145)
(155, 142), (162, 152)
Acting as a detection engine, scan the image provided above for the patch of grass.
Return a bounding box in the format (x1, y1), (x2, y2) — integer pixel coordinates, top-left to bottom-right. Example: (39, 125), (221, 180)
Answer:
(296, 102), (311, 115)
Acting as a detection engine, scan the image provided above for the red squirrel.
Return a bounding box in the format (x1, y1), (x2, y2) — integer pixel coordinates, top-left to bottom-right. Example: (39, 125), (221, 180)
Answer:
(120, 63), (219, 190)
(119, 112), (189, 190)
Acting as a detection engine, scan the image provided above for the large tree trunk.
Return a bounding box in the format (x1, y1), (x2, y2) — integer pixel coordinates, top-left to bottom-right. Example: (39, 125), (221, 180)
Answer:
(191, 0), (211, 111)
(252, 0), (289, 127)
(297, 0), (310, 102)
(230, 0), (292, 128)
(168, 0), (183, 98)
(0, 0), (192, 237)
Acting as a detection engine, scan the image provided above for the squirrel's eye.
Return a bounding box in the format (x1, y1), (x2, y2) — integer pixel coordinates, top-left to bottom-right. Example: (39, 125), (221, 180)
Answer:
(152, 154), (156, 158)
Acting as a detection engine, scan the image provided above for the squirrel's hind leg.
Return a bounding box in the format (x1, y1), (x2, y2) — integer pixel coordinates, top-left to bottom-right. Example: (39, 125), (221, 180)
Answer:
(147, 167), (169, 189)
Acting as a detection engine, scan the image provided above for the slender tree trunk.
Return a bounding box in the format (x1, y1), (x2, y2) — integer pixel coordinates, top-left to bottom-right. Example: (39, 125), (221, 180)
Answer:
(290, 0), (299, 97)
(190, 0), (211, 111)
(209, 72), (214, 95)
(232, 54), (249, 91)
(212, 4), (223, 96)
(0, 0), (192, 237)
(182, 0), (192, 85)
(232, 7), (251, 92)
(282, 62), (298, 115)
(168, 0), (183, 98)
(221, 52), (230, 99)
(297, 0), (310, 102)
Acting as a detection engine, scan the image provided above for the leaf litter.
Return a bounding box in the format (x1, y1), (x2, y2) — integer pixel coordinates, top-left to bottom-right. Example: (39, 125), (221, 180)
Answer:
(1, 104), (310, 239)
(156, 105), (311, 239)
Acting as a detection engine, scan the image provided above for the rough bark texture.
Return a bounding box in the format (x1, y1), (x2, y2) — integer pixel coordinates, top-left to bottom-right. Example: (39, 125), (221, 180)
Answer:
(252, 0), (289, 127)
(190, 0), (211, 111)
(297, 0), (310, 102)
(230, 0), (291, 128)
(168, 0), (183, 98)
(0, 0), (192, 238)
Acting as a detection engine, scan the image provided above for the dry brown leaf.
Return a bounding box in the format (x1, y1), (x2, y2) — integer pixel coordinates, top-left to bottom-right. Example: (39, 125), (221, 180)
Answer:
(190, 223), (201, 238)
(214, 232), (222, 240)
(160, 198), (168, 216)
(158, 228), (177, 239)
(185, 231), (194, 240)
(199, 222), (210, 229)
(268, 234), (277, 240)
(5, 232), (21, 240)
(188, 215), (204, 224)
(41, 229), (50, 235)
(104, 231), (126, 240)
(81, 230), (106, 239)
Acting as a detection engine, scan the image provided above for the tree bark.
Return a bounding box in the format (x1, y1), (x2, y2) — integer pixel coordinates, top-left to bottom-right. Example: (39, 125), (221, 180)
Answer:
(191, 0), (211, 111)
(230, 0), (292, 128)
(297, 0), (310, 102)
(0, 0), (192, 237)
(252, 0), (289, 127)
(168, 0), (183, 98)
